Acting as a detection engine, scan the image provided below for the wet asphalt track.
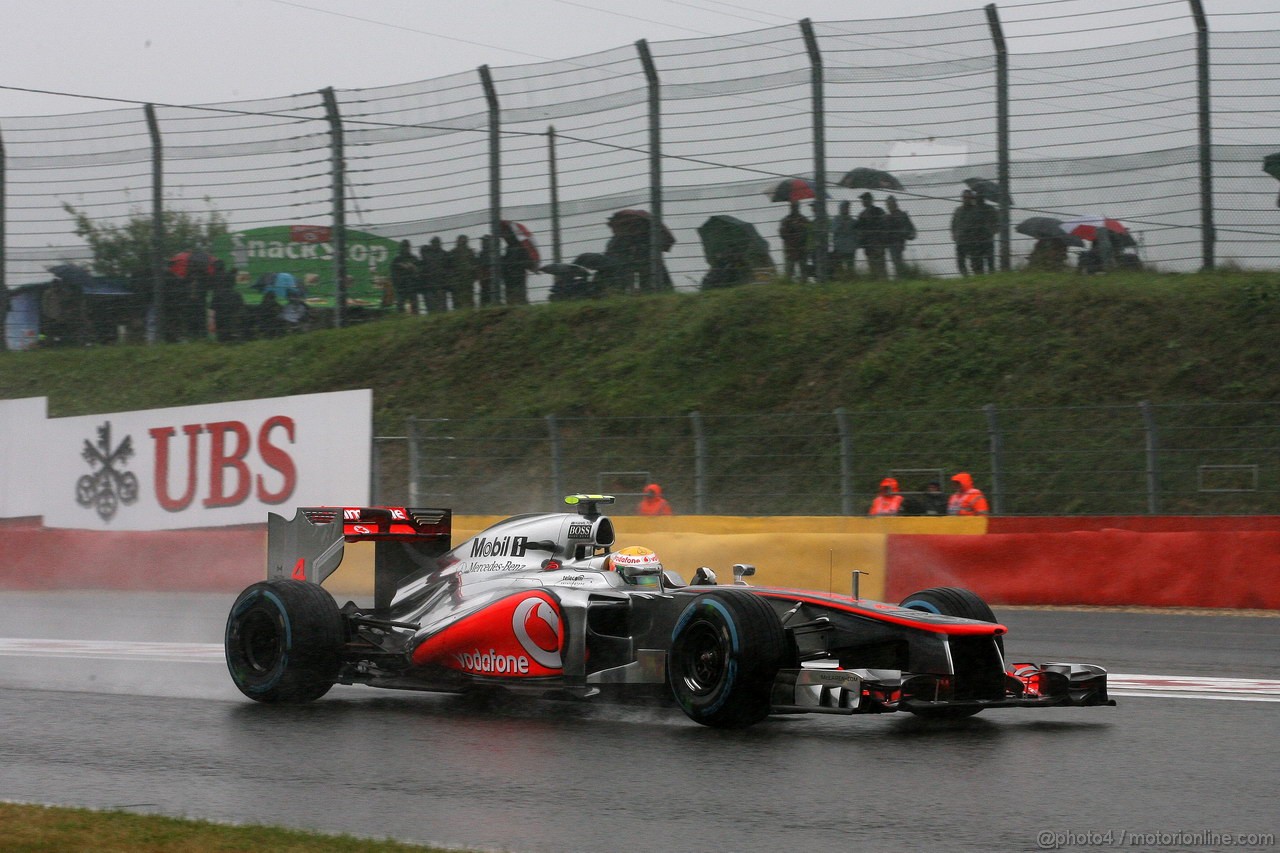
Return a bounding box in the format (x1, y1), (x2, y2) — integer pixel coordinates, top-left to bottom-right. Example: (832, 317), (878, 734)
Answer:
(0, 591), (1277, 853)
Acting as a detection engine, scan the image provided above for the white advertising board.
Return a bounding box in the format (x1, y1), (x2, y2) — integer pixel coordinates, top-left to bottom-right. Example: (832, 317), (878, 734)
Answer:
(0, 397), (48, 518)
(36, 390), (371, 531)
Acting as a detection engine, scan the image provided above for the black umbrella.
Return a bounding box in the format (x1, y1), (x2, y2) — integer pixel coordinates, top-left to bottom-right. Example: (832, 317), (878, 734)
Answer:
(573, 253), (613, 271)
(696, 215), (773, 268)
(964, 177), (1012, 206)
(1015, 217), (1085, 247)
(47, 263), (96, 289)
(1265, 152), (1280, 207)
(838, 167), (904, 191)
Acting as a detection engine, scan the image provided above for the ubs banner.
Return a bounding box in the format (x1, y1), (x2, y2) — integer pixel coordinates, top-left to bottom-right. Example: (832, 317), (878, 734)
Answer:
(25, 390), (371, 531)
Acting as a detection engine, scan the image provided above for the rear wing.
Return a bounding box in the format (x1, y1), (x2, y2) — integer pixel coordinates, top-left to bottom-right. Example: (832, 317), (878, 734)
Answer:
(267, 506), (452, 611)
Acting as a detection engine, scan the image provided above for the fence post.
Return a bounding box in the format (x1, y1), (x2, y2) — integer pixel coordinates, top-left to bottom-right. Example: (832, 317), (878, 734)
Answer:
(479, 66), (504, 305)
(144, 104), (165, 344)
(1139, 401), (1162, 514)
(800, 18), (829, 283)
(983, 5), (1012, 272)
(1189, 0), (1215, 271)
(548, 126), (562, 265)
(983, 403), (1004, 514)
(407, 417), (421, 507)
(0, 122), (6, 332)
(835, 407), (853, 515)
(636, 40), (665, 293)
(320, 87), (347, 328)
(690, 411), (707, 514)
(546, 414), (562, 505)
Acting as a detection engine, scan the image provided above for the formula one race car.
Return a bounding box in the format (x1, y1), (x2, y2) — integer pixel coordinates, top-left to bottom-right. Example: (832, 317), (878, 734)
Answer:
(225, 496), (1114, 728)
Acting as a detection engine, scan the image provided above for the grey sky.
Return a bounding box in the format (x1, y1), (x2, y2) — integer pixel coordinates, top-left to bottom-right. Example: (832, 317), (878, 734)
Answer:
(2, 0), (1276, 116)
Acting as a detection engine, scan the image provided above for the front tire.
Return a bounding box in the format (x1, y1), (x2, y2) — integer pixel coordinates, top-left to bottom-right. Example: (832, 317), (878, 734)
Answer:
(225, 579), (344, 703)
(668, 592), (787, 728)
(899, 586), (1003, 720)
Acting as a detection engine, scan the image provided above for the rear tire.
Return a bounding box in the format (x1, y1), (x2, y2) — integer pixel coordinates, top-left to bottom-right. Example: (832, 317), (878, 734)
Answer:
(668, 592), (787, 729)
(225, 579), (343, 703)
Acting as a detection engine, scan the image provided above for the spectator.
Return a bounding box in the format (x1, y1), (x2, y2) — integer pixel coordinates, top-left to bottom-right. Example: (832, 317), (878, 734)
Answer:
(947, 471), (990, 516)
(883, 196), (917, 279)
(868, 477), (904, 516)
(208, 265), (248, 342)
(446, 235), (477, 309)
(502, 237), (531, 305)
(419, 238), (449, 314)
(389, 240), (421, 313)
(253, 292), (286, 339)
(779, 201), (813, 281)
(830, 200), (859, 277)
(855, 192), (888, 280)
(919, 480), (948, 516)
(1027, 237), (1069, 272)
(974, 195), (1000, 274)
(951, 190), (994, 276)
(637, 482), (674, 516)
(478, 234), (501, 306)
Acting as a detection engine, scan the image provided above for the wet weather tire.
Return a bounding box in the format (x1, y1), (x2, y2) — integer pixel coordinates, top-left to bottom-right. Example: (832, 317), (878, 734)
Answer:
(900, 586), (1002, 720)
(225, 579), (344, 703)
(668, 592), (787, 729)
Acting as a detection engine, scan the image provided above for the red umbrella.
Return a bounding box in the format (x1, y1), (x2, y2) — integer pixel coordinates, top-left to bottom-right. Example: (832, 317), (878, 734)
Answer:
(767, 178), (816, 203)
(500, 220), (541, 270)
(168, 250), (217, 279)
(1061, 215), (1129, 242)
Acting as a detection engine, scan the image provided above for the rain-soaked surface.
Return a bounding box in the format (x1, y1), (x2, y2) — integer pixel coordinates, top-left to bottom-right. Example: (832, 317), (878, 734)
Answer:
(1, 591), (1277, 853)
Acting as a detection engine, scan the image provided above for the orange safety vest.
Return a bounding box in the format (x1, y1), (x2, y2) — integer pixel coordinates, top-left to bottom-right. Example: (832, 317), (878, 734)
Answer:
(948, 489), (989, 516)
(868, 494), (904, 516)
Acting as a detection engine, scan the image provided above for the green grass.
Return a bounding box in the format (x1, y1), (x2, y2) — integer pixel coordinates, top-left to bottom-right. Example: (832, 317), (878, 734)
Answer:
(0, 803), (457, 852)
(3, 268), (1280, 514)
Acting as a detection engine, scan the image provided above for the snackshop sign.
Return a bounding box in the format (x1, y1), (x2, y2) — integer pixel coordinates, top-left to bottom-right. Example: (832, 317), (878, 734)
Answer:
(2, 390), (370, 531)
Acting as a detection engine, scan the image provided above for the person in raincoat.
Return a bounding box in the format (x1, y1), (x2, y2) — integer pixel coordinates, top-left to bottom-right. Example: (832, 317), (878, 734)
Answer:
(883, 196), (917, 279)
(947, 472), (990, 516)
(779, 202), (813, 281)
(418, 238), (449, 314)
(446, 235), (478, 309)
(637, 483), (674, 516)
(868, 477), (905, 516)
(390, 240), (421, 313)
(830, 201), (859, 278)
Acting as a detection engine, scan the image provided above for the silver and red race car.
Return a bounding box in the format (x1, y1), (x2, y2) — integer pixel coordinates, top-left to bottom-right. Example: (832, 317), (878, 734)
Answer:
(225, 495), (1114, 727)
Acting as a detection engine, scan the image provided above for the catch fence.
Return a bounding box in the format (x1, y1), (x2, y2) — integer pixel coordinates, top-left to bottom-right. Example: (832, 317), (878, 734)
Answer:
(2, 1), (1279, 313)
(370, 400), (1280, 517)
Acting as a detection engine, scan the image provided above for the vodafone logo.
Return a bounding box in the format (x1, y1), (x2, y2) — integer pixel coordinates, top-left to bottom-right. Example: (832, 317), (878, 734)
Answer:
(512, 596), (562, 669)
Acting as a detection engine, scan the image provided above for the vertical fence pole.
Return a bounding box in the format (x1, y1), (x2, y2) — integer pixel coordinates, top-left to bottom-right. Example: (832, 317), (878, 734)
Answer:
(834, 407), (853, 515)
(548, 126), (562, 265)
(479, 66), (504, 305)
(546, 414), (563, 505)
(983, 403), (1004, 514)
(1139, 401), (1162, 514)
(800, 19), (829, 283)
(690, 411), (707, 514)
(1, 123), (8, 348)
(636, 40), (665, 293)
(984, 4), (1012, 271)
(144, 104), (165, 344)
(1189, 0), (1215, 271)
(407, 417), (421, 506)
(320, 87), (347, 328)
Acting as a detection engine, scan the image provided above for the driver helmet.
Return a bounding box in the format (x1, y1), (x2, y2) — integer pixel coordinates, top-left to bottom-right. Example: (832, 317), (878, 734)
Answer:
(604, 545), (663, 586)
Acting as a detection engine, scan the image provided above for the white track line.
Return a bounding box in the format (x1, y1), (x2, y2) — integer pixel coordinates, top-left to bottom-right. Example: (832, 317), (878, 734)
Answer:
(1, 640), (1278, 701)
